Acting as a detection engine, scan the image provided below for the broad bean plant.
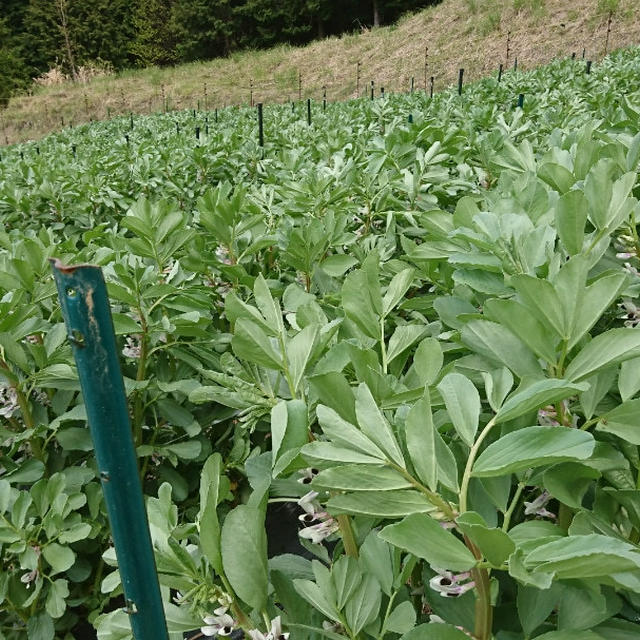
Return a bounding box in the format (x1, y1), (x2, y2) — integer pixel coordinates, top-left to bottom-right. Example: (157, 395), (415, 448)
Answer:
(2, 48), (640, 640)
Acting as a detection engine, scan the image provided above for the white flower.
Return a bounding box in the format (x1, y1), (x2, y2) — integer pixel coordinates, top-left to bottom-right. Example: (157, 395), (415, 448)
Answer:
(215, 246), (233, 265)
(299, 518), (340, 544)
(297, 467), (319, 486)
(524, 491), (556, 519)
(248, 616), (289, 640)
(0, 386), (19, 419)
(20, 569), (38, 588)
(122, 335), (142, 359)
(619, 301), (640, 328)
(201, 606), (235, 637)
(429, 568), (475, 598)
(297, 490), (320, 515)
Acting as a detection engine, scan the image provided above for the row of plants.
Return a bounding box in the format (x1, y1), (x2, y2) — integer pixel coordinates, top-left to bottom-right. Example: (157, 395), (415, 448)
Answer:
(1, 47), (640, 640)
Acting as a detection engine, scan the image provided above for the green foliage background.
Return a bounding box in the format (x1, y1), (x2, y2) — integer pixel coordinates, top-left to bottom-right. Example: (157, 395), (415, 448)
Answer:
(0, 0), (440, 100)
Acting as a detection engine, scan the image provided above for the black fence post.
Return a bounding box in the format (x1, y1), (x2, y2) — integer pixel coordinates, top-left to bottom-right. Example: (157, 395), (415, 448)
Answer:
(257, 103), (264, 147)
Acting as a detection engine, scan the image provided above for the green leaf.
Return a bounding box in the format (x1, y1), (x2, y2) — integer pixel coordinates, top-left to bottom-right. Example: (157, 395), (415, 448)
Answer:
(400, 623), (472, 639)
(221, 504), (268, 611)
(309, 372), (357, 424)
(461, 320), (541, 378)
(286, 325), (319, 393)
(313, 465), (411, 491)
(472, 427), (595, 477)
(293, 579), (341, 622)
(327, 490), (437, 517)
(342, 256), (381, 339)
(434, 429), (459, 492)
(355, 384), (405, 465)
(387, 325), (427, 364)
(484, 298), (558, 364)
(271, 400), (308, 468)
(456, 511), (515, 566)
(405, 393), (437, 490)
(383, 268), (415, 316)
(512, 274), (566, 338)
(517, 583), (561, 637)
(331, 556), (362, 609)
(543, 462), (600, 509)
(568, 272), (627, 349)
(302, 442), (385, 465)
(524, 534), (640, 579)
(619, 357), (640, 402)
(596, 398), (640, 444)
(496, 378), (588, 423)
(321, 254), (359, 277)
(231, 318), (283, 370)
(45, 579), (69, 619)
(412, 337), (443, 386)
(316, 404), (386, 460)
(556, 190), (588, 255)
(482, 367), (514, 412)
(42, 543), (75, 575)
(359, 531), (394, 596)
(27, 612), (55, 640)
(56, 427), (93, 452)
(198, 453), (223, 574)
(380, 513), (477, 572)
(344, 574), (382, 635)
(386, 601), (416, 634)
(565, 329), (640, 382)
(538, 162), (576, 194)
(111, 313), (141, 335)
(536, 629), (612, 640)
(584, 158), (616, 230)
(253, 273), (284, 335)
(3, 458), (45, 484)
(437, 373), (480, 447)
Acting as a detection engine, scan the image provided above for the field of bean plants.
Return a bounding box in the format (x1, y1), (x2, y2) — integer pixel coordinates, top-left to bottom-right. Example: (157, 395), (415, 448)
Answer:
(2, 46), (640, 640)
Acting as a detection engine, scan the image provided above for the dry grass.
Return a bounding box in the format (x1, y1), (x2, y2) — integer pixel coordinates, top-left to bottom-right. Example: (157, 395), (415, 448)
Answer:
(1, 0), (638, 145)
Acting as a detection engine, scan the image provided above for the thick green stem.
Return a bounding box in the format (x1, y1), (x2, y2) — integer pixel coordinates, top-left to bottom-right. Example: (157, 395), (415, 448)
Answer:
(132, 309), (149, 447)
(471, 564), (493, 640)
(337, 514), (359, 558)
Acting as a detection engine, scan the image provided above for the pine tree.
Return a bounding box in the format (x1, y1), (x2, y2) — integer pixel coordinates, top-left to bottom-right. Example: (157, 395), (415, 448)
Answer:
(130, 0), (176, 66)
(0, 18), (28, 106)
(172, 0), (241, 61)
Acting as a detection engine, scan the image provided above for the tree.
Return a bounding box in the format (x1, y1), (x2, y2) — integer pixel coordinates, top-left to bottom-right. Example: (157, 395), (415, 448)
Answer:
(172, 0), (242, 61)
(130, 0), (176, 66)
(0, 18), (28, 106)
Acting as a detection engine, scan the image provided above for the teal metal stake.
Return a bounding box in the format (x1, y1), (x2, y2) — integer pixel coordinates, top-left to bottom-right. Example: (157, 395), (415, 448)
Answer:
(51, 260), (168, 640)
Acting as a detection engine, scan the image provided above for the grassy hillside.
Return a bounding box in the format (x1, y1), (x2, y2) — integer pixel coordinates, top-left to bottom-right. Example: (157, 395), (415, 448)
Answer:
(1, 0), (638, 145)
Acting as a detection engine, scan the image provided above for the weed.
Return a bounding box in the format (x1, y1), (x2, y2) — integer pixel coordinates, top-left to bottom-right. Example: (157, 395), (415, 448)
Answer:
(478, 10), (501, 36)
(513, 0), (546, 16)
(464, 0), (479, 13)
(597, 0), (620, 14)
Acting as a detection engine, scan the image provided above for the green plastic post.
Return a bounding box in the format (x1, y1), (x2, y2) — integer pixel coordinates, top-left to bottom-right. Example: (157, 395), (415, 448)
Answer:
(51, 260), (168, 640)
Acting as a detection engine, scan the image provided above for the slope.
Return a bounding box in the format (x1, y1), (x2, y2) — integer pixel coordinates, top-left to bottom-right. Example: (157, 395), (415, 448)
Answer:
(1, 0), (638, 145)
